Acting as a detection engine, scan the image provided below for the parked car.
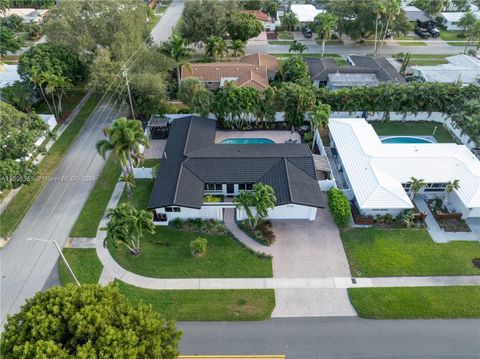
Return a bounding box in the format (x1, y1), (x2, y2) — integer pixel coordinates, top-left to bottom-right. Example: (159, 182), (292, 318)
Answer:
(414, 26), (430, 39)
(302, 27), (313, 39)
(427, 27), (440, 38)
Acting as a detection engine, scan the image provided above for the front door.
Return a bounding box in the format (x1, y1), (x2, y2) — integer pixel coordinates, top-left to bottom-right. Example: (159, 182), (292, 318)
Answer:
(226, 184), (235, 195)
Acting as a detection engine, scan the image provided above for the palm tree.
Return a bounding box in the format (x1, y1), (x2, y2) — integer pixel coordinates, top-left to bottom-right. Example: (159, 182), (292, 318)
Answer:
(409, 177), (426, 200)
(289, 40), (307, 54)
(313, 13), (339, 57)
(102, 202), (155, 255)
(121, 173), (136, 200)
(458, 11), (477, 53)
(205, 36), (227, 61)
(160, 34), (193, 87)
(378, 0), (401, 54)
(444, 179), (460, 205)
(235, 183), (277, 230)
(373, 0), (386, 55)
(281, 11), (299, 31)
(229, 39), (246, 58)
(308, 103), (331, 150)
(96, 117), (149, 177)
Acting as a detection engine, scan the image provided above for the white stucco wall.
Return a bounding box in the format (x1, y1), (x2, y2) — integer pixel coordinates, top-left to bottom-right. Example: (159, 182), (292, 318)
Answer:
(361, 208), (404, 218)
(237, 204), (317, 221)
(155, 206), (223, 221)
(448, 190), (473, 219)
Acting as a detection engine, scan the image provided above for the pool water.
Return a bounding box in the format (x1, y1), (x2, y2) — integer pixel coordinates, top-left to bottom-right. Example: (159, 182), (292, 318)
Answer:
(381, 136), (433, 144)
(220, 138), (275, 144)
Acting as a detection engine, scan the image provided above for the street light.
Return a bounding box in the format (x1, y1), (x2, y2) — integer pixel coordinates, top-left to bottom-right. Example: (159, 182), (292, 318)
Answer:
(27, 238), (81, 287)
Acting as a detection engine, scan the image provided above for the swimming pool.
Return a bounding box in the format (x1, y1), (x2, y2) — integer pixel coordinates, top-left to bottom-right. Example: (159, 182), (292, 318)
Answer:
(220, 138), (275, 144)
(381, 136), (433, 144)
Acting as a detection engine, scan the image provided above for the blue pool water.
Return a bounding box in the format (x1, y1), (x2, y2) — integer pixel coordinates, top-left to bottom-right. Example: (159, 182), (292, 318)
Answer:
(220, 138), (275, 144)
(381, 136), (433, 144)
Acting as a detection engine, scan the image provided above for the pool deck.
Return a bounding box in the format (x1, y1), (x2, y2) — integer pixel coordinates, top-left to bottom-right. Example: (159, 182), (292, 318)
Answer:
(214, 130), (301, 144)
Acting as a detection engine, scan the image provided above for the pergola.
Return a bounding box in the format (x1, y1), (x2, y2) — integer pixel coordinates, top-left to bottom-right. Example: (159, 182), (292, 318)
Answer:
(147, 115), (168, 139)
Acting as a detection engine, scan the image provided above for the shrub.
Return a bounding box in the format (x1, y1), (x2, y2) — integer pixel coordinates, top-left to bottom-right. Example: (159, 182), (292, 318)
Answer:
(190, 237), (208, 256)
(328, 188), (351, 227)
(303, 131), (314, 143)
(203, 194), (222, 203)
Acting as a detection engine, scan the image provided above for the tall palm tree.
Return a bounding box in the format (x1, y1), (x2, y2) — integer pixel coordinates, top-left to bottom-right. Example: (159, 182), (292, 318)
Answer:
(308, 103), (331, 150)
(160, 34), (192, 87)
(409, 177), (426, 200)
(313, 13), (339, 57)
(289, 40), (308, 54)
(102, 203), (155, 255)
(373, 0), (386, 55)
(121, 173), (136, 200)
(444, 179), (460, 205)
(229, 39), (246, 58)
(96, 117), (149, 176)
(235, 183), (277, 230)
(379, 0), (401, 54)
(281, 11), (299, 31)
(205, 36), (227, 61)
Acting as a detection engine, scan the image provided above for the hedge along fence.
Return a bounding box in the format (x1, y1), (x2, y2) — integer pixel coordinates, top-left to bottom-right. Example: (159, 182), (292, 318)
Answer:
(328, 188), (351, 227)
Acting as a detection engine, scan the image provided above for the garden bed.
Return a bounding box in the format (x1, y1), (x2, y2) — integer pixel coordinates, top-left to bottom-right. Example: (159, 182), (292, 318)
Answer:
(426, 198), (471, 232)
(237, 220), (275, 246)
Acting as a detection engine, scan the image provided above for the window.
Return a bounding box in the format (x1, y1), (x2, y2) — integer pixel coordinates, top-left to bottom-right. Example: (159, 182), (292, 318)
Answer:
(164, 206), (181, 212)
(402, 183), (411, 190)
(239, 183), (254, 191)
(204, 183), (223, 191)
(424, 183), (448, 192)
(372, 209), (388, 211)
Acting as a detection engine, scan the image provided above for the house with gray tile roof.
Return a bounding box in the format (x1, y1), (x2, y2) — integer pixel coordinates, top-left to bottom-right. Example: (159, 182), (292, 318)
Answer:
(148, 116), (325, 223)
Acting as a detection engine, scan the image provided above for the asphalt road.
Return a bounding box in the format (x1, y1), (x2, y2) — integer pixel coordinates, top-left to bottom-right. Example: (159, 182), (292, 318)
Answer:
(0, 100), (124, 327)
(179, 317), (480, 359)
(150, 0), (185, 44)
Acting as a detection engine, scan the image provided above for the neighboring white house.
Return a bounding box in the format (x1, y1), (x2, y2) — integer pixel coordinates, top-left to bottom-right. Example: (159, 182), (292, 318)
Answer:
(412, 54), (480, 84)
(0, 64), (21, 89)
(290, 4), (324, 24)
(329, 118), (480, 219)
(439, 11), (480, 30)
(1, 8), (48, 23)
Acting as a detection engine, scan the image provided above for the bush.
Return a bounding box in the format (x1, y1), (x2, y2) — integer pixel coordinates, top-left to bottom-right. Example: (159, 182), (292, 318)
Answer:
(170, 218), (227, 235)
(240, 219), (276, 246)
(328, 188), (351, 227)
(190, 237), (208, 256)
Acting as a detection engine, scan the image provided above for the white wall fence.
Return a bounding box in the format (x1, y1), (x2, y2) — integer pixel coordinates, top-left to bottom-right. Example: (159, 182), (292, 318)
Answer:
(133, 167), (154, 179)
(313, 129), (337, 192)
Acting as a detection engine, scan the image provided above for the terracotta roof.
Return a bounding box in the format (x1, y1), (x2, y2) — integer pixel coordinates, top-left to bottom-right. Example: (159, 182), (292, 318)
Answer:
(241, 10), (270, 22)
(240, 53), (279, 73)
(181, 62), (269, 90)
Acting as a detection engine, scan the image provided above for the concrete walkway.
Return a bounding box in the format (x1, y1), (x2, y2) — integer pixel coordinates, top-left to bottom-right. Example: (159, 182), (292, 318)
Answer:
(414, 198), (480, 243)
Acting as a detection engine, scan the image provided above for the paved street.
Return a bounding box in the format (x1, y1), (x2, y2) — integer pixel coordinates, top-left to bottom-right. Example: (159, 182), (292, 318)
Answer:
(0, 100), (123, 327)
(179, 317), (480, 358)
(150, 0), (185, 44)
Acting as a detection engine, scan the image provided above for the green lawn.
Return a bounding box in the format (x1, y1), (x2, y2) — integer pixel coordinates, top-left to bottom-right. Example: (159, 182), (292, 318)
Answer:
(370, 121), (456, 143)
(407, 59), (448, 65)
(397, 41), (427, 46)
(439, 30), (466, 41)
(349, 286), (480, 319)
(277, 31), (293, 40)
(271, 53), (342, 58)
(119, 178), (154, 210)
(446, 41), (470, 46)
(147, 15), (161, 32)
(108, 225), (273, 278)
(0, 95), (100, 239)
(117, 281), (275, 321)
(341, 228), (480, 277)
(268, 40), (294, 45)
(315, 39), (344, 45)
(59, 248), (103, 285)
(394, 53), (453, 59)
(70, 156), (121, 238)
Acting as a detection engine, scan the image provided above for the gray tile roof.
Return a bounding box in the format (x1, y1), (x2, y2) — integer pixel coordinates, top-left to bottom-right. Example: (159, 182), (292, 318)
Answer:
(148, 116), (325, 209)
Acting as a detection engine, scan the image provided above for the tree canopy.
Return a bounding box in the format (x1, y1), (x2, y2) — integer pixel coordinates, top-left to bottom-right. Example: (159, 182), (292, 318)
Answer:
(281, 55), (311, 85)
(0, 26), (23, 56)
(227, 12), (263, 42)
(0, 284), (182, 358)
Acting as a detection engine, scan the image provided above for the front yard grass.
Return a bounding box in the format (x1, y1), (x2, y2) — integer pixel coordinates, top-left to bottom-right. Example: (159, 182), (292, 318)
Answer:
(397, 40), (427, 46)
(277, 31), (293, 40)
(59, 248), (103, 285)
(117, 281), (275, 321)
(371, 121), (456, 143)
(119, 178), (154, 210)
(341, 228), (480, 277)
(0, 94), (100, 239)
(108, 225), (273, 278)
(349, 286), (480, 319)
(268, 40), (294, 45)
(439, 30), (466, 41)
(70, 156), (121, 238)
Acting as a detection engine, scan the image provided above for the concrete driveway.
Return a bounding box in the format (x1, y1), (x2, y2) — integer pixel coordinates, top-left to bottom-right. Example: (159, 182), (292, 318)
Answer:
(269, 207), (356, 317)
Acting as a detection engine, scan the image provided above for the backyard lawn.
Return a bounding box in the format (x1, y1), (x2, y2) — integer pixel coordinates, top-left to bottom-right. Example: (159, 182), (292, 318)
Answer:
(59, 248), (103, 285)
(0, 94), (100, 239)
(371, 121), (456, 143)
(341, 228), (480, 277)
(108, 225), (273, 278)
(349, 286), (480, 319)
(70, 156), (121, 238)
(117, 281), (275, 321)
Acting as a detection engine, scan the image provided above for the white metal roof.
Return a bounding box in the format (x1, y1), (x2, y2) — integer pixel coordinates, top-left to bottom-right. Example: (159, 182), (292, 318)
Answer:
(329, 118), (480, 210)
(412, 55), (480, 84)
(440, 11), (480, 22)
(290, 4), (324, 23)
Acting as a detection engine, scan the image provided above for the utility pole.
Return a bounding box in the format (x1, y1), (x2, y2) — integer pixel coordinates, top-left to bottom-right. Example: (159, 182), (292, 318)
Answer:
(122, 64), (136, 120)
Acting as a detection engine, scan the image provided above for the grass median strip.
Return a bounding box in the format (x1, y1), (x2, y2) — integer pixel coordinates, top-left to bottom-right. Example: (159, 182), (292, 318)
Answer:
(70, 155), (121, 238)
(349, 286), (480, 319)
(59, 248), (103, 285)
(341, 228), (480, 277)
(117, 281), (276, 321)
(0, 94), (100, 239)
